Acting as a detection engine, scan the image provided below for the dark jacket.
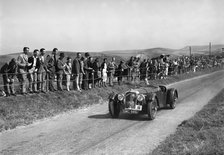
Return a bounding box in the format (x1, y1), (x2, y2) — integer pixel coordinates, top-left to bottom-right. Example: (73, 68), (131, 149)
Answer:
(0, 63), (9, 77)
(47, 56), (56, 73)
(8, 60), (17, 78)
(56, 58), (65, 74)
(28, 56), (40, 70)
(72, 58), (81, 75)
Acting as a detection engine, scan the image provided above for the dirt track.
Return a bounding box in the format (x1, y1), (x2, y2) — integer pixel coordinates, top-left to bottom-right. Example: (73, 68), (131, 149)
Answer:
(1, 70), (224, 155)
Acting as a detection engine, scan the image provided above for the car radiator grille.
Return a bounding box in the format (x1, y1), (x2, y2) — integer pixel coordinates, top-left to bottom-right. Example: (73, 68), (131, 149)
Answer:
(125, 92), (137, 108)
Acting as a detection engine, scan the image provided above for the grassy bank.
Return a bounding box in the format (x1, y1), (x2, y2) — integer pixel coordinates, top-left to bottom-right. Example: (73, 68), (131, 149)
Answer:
(0, 68), (223, 132)
(152, 88), (224, 155)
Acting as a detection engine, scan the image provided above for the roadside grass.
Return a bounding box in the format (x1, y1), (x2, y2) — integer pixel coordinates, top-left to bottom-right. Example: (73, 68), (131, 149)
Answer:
(152, 88), (224, 155)
(0, 67), (223, 132)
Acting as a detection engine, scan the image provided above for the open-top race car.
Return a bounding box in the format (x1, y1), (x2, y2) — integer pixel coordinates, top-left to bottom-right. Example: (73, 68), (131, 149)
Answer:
(108, 85), (178, 120)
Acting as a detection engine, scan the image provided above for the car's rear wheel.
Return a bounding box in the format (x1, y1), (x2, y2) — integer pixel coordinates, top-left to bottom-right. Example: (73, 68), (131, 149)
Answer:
(169, 91), (178, 109)
(109, 100), (120, 118)
(147, 99), (158, 120)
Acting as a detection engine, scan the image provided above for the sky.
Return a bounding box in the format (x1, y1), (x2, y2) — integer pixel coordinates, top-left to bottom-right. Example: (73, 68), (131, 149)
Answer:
(0, 0), (224, 54)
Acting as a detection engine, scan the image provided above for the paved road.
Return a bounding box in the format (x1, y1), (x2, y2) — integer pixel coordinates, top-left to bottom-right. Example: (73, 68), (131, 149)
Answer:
(1, 70), (224, 155)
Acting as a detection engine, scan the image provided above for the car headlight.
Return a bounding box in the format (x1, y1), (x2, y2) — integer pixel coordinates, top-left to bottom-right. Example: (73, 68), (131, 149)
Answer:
(137, 94), (144, 102)
(117, 94), (124, 101)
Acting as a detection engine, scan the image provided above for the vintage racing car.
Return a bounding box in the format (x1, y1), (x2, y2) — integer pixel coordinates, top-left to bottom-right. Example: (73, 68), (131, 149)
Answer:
(108, 85), (178, 120)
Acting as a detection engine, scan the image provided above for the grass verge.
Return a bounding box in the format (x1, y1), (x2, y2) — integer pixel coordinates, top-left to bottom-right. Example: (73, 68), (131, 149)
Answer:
(0, 68), (223, 132)
(152, 88), (224, 155)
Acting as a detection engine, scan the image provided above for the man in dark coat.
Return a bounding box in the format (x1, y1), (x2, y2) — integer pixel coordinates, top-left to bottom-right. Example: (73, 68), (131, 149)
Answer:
(0, 58), (17, 96)
(139, 59), (148, 80)
(83, 52), (92, 90)
(7, 58), (18, 95)
(47, 48), (58, 91)
(117, 61), (126, 85)
(92, 58), (101, 87)
(28, 49), (40, 93)
(72, 52), (81, 91)
(0, 62), (10, 96)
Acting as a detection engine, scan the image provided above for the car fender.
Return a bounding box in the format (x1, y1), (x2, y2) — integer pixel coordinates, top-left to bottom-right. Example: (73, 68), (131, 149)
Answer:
(146, 93), (156, 102)
(108, 92), (117, 100)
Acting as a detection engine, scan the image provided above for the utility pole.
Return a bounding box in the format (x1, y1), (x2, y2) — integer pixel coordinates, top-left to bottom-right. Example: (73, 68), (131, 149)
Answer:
(209, 42), (211, 56)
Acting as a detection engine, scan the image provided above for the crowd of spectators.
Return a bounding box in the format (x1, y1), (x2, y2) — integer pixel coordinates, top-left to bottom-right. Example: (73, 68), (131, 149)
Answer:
(0, 47), (223, 97)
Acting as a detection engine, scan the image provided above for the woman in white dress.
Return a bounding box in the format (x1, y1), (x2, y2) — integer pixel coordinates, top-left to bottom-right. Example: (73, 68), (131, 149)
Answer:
(101, 58), (108, 87)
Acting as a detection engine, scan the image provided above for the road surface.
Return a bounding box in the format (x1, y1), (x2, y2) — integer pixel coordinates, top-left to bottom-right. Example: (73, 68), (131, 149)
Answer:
(1, 70), (224, 155)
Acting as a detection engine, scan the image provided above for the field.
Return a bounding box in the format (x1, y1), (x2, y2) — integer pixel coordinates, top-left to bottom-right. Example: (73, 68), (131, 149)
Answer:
(0, 67), (223, 132)
(152, 87), (224, 155)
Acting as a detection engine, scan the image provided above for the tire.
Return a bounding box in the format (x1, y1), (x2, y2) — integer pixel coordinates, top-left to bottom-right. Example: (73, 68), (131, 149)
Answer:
(109, 100), (120, 118)
(168, 90), (178, 109)
(147, 99), (158, 120)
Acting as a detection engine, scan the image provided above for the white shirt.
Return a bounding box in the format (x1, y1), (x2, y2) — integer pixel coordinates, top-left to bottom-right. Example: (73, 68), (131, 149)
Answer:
(33, 56), (37, 68)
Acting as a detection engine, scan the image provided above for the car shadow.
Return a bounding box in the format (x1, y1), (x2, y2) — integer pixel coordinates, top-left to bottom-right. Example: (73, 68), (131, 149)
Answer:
(88, 113), (150, 121)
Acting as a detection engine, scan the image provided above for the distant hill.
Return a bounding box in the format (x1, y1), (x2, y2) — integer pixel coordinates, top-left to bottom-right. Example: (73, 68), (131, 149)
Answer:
(173, 44), (224, 55)
(103, 44), (224, 60)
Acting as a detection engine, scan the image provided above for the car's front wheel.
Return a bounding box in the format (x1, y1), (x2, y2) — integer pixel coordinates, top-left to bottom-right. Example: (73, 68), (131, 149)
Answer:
(109, 100), (120, 118)
(147, 99), (158, 120)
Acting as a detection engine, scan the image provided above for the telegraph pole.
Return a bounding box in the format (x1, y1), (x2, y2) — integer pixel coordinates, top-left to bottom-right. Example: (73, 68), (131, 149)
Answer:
(209, 42), (211, 56)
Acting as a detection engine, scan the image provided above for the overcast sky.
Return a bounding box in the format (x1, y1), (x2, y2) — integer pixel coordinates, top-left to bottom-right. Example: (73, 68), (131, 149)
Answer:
(0, 0), (223, 54)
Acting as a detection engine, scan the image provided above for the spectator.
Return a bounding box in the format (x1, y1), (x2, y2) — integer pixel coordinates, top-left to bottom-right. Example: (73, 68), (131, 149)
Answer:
(164, 58), (169, 78)
(87, 57), (94, 89)
(17, 47), (30, 95)
(72, 52), (81, 91)
(7, 58), (17, 96)
(56, 52), (65, 91)
(79, 57), (85, 90)
(173, 59), (178, 75)
(64, 57), (72, 91)
(132, 57), (139, 82)
(152, 58), (158, 79)
(47, 48), (58, 92)
(107, 57), (117, 86)
(92, 58), (101, 87)
(83, 52), (92, 90)
(28, 49), (40, 93)
(101, 58), (107, 87)
(37, 48), (48, 93)
(139, 59), (149, 85)
(0, 62), (10, 96)
(117, 60), (125, 85)
(126, 56), (134, 81)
